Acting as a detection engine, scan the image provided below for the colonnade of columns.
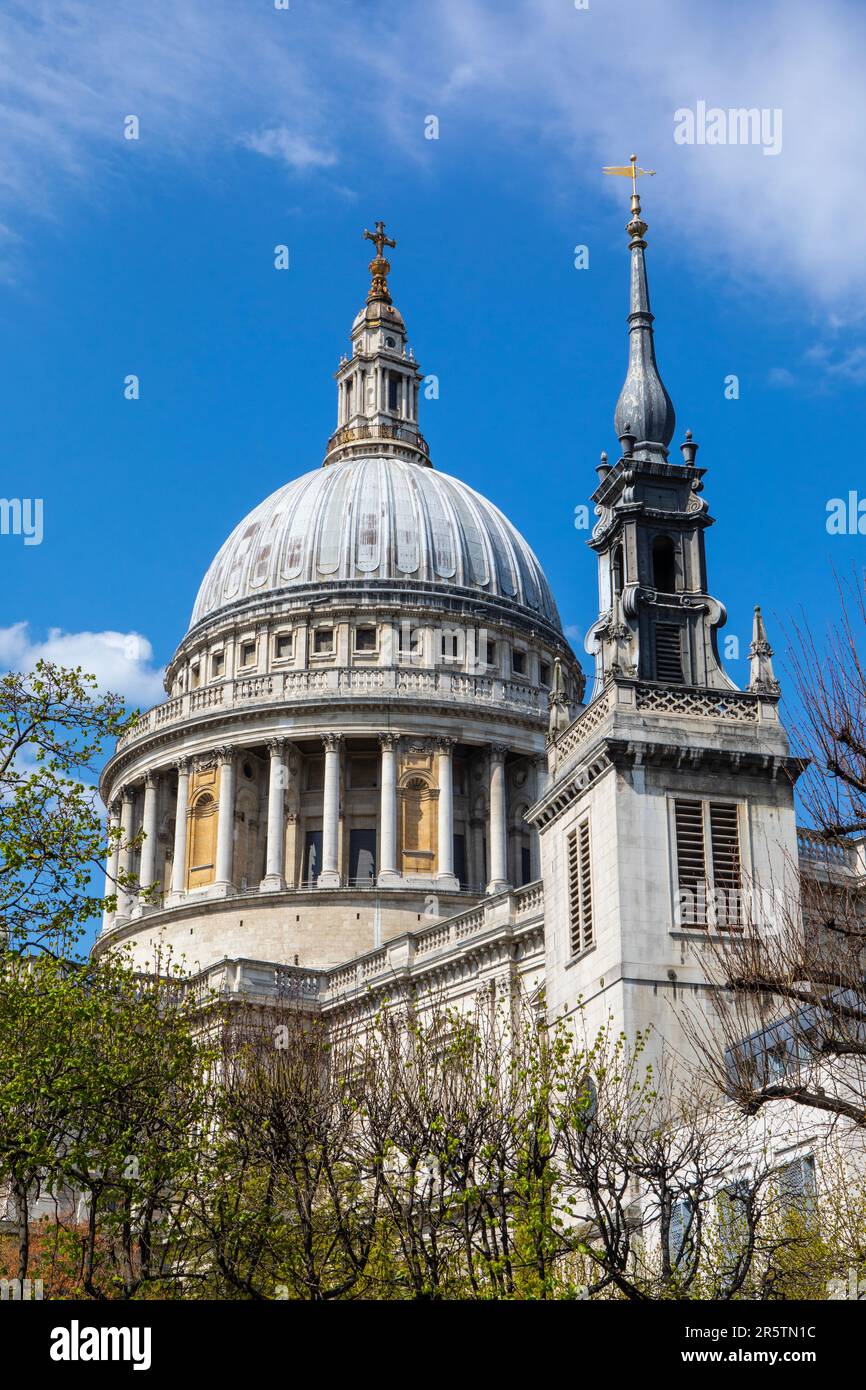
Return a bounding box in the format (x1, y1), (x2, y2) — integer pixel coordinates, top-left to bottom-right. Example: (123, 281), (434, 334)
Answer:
(102, 733), (545, 931)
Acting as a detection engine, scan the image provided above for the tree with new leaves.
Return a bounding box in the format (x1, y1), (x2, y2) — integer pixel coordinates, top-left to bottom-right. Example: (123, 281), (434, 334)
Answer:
(689, 574), (866, 1128)
(0, 949), (212, 1299)
(0, 660), (138, 953)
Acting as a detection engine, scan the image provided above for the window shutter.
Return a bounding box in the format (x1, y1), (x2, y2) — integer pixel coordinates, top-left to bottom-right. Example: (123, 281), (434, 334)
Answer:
(567, 819), (593, 955)
(780, 1155), (816, 1213)
(655, 623), (684, 682)
(669, 1198), (694, 1270)
(709, 802), (741, 925)
(674, 799), (707, 925)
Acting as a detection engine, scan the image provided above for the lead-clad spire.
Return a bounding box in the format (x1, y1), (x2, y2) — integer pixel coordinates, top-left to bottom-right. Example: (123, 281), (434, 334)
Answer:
(605, 155), (675, 461)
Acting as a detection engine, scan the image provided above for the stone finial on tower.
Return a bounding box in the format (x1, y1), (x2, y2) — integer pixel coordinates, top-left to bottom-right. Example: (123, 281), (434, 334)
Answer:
(603, 155), (675, 461)
(363, 221), (397, 303)
(748, 606), (780, 694)
(548, 657), (572, 737)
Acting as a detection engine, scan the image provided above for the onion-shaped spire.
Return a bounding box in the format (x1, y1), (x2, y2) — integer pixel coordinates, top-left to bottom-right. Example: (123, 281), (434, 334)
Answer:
(607, 156), (675, 459)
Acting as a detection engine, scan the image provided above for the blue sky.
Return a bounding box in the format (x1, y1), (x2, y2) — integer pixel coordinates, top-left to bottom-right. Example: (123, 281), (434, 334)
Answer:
(2, 0), (865, 716)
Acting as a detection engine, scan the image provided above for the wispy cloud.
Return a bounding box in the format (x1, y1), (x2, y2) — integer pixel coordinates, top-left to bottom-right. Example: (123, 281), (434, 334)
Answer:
(239, 127), (337, 172)
(0, 0), (864, 320)
(0, 622), (165, 708)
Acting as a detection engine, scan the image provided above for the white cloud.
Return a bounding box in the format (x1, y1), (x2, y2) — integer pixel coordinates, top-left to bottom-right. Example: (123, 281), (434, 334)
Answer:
(240, 127), (337, 172)
(0, 0), (864, 321)
(0, 622), (166, 708)
(767, 366), (796, 389)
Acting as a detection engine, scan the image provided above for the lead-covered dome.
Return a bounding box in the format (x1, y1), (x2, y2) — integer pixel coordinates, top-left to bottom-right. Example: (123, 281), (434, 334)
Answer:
(189, 455), (561, 632)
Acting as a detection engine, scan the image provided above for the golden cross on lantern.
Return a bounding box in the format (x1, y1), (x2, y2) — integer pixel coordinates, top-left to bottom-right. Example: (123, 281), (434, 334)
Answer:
(363, 221), (397, 258)
(602, 153), (656, 197)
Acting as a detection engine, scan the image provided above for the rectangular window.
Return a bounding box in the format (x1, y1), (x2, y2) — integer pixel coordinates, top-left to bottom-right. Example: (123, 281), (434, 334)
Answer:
(717, 1180), (750, 1277)
(314, 628), (334, 654)
(190, 664), (200, 689)
(512, 649), (526, 676)
(440, 629), (461, 660)
(388, 374), (399, 412)
(540, 661), (551, 686)
(486, 641), (497, 668)
(210, 651), (224, 679)
(567, 818), (593, 955)
(674, 799), (742, 928)
(779, 1155), (816, 1219)
(655, 623), (684, 682)
(274, 632), (293, 660)
(354, 626), (376, 652)
(399, 624), (423, 660)
(669, 1198), (695, 1272)
(240, 640), (257, 668)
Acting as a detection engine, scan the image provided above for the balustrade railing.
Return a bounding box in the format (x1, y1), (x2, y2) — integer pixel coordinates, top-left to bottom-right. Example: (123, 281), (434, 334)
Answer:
(116, 666), (547, 751)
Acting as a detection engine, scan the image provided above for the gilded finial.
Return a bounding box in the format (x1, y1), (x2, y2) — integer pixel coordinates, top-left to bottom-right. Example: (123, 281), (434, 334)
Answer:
(363, 220), (397, 303)
(603, 153), (655, 239)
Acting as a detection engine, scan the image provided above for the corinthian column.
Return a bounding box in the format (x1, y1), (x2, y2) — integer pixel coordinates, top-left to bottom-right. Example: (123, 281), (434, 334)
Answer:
(116, 786), (135, 919)
(317, 733), (342, 889)
(377, 733), (401, 887)
(213, 747), (237, 895)
(486, 744), (510, 894)
(261, 738), (287, 891)
(169, 758), (190, 900)
(138, 772), (160, 907)
(101, 801), (121, 933)
(436, 737), (459, 890)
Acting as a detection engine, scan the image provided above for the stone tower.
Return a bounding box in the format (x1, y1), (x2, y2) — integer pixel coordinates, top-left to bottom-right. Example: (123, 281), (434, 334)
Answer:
(532, 172), (803, 1067)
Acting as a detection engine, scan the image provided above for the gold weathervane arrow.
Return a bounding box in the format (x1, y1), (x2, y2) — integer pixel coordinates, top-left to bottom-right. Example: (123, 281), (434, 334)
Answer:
(602, 152), (656, 197)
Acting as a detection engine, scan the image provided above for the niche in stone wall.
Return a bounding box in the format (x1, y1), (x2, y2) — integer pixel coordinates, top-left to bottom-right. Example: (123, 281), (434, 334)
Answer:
(398, 748), (438, 875)
(188, 789), (217, 889)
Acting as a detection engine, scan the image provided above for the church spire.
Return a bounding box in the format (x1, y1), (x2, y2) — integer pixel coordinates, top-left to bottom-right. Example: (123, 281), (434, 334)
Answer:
(605, 155), (675, 461)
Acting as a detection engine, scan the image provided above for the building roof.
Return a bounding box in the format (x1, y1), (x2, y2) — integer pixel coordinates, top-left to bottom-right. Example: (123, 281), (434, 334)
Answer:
(188, 454), (562, 632)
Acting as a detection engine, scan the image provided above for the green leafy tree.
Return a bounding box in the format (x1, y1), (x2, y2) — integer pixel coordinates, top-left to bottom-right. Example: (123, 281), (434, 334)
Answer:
(0, 660), (137, 953)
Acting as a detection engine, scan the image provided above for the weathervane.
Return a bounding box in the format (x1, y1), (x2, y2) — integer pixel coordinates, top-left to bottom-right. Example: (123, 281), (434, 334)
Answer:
(603, 153), (656, 217)
(363, 220), (397, 303)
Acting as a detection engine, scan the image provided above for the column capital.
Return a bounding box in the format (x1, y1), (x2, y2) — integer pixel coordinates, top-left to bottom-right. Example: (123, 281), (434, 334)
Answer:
(267, 737), (287, 757)
(216, 745), (235, 766)
(378, 731), (400, 751)
(143, 771), (159, 791)
(173, 755), (190, 775)
(489, 742), (509, 762)
(118, 783), (134, 804)
(321, 732), (343, 753)
(436, 736), (457, 754)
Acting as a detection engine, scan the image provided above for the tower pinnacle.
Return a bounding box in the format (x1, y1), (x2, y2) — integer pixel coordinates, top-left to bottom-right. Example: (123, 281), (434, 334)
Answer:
(603, 155), (675, 460)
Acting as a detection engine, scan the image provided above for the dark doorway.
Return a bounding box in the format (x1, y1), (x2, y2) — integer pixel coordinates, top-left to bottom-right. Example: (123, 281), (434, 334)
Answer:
(453, 833), (467, 888)
(521, 845), (532, 886)
(303, 830), (322, 885)
(349, 828), (376, 884)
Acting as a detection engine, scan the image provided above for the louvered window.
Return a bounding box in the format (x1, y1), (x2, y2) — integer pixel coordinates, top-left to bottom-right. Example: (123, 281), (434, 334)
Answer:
(674, 799), (742, 928)
(567, 818), (593, 955)
(779, 1155), (816, 1218)
(669, 1198), (695, 1271)
(655, 623), (684, 682)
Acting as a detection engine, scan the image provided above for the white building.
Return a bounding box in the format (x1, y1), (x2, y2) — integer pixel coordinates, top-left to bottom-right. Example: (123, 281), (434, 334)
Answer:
(94, 200), (864, 1086)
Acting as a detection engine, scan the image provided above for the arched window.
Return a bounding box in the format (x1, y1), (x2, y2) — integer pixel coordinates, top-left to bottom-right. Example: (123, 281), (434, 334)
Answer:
(651, 535), (677, 593)
(611, 544), (624, 598)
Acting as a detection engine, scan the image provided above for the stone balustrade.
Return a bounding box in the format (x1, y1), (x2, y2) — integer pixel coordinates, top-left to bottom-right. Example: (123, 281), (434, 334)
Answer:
(179, 879), (546, 1012)
(117, 666), (548, 753)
